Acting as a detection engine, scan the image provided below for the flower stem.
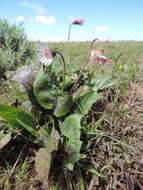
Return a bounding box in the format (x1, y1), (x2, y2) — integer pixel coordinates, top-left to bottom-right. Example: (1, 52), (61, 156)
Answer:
(65, 23), (72, 57)
(69, 38), (99, 93)
(56, 50), (66, 89)
(112, 52), (123, 77)
(83, 38), (99, 70)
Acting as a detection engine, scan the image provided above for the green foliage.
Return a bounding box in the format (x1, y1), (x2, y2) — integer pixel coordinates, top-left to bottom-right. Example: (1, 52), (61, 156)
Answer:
(78, 163), (103, 177)
(63, 75), (74, 89)
(0, 19), (36, 81)
(2, 37), (131, 179)
(0, 104), (38, 136)
(89, 74), (119, 90)
(33, 69), (62, 110)
(35, 126), (59, 187)
(54, 95), (73, 117)
(15, 159), (28, 181)
(0, 27), (141, 189)
(60, 114), (82, 170)
(77, 90), (101, 115)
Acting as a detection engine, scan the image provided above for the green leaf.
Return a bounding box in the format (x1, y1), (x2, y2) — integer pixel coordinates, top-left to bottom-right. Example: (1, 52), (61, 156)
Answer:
(66, 140), (82, 170)
(35, 90), (59, 110)
(39, 126), (60, 151)
(60, 114), (82, 170)
(77, 167), (86, 190)
(61, 114), (81, 140)
(35, 126), (59, 187)
(0, 104), (38, 136)
(73, 85), (89, 99)
(77, 91), (101, 115)
(33, 70), (61, 110)
(78, 163), (103, 177)
(54, 95), (73, 117)
(91, 75), (119, 90)
(63, 75), (74, 89)
(16, 119), (38, 137)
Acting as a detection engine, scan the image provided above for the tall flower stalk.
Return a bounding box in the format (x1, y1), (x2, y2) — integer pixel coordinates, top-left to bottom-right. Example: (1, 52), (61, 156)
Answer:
(56, 50), (66, 89)
(69, 38), (98, 93)
(112, 52), (123, 77)
(67, 23), (72, 47)
(79, 38), (99, 73)
(65, 17), (84, 56)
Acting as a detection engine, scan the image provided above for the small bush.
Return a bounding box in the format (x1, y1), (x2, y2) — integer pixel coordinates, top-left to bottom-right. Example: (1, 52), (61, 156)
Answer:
(0, 19), (36, 81)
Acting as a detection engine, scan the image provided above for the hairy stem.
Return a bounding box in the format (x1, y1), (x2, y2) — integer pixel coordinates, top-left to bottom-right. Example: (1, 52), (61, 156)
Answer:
(112, 52), (124, 77)
(56, 50), (66, 89)
(65, 23), (72, 57)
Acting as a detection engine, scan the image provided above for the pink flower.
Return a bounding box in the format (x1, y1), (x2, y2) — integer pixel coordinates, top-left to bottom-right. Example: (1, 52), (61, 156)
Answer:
(72, 17), (84, 25)
(39, 46), (57, 67)
(89, 49), (113, 65)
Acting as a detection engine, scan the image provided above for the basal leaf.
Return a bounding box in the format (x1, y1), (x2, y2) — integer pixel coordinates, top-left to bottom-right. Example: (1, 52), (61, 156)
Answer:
(77, 91), (101, 115)
(35, 90), (59, 110)
(35, 148), (51, 187)
(73, 85), (89, 99)
(90, 75), (119, 90)
(39, 126), (60, 151)
(33, 70), (61, 110)
(63, 75), (74, 89)
(78, 163), (103, 177)
(16, 119), (38, 137)
(66, 140), (82, 170)
(54, 95), (72, 117)
(35, 126), (59, 187)
(0, 104), (38, 136)
(61, 114), (81, 140)
(60, 114), (82, 170)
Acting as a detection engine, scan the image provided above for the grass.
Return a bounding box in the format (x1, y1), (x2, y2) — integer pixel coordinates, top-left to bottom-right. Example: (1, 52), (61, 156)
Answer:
(0, 40), (143, 190)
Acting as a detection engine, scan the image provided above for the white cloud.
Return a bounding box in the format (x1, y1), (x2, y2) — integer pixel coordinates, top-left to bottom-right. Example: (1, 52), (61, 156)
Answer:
(35, 15), (56, 24)
(17, 16), (25, 22)
(20, 1), (47, 14)
(19, 1), (57, 25)
(95, 25), (109, 32)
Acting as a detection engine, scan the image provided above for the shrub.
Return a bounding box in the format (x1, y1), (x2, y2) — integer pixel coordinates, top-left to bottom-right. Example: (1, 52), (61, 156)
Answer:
(0, 19), (36, 81)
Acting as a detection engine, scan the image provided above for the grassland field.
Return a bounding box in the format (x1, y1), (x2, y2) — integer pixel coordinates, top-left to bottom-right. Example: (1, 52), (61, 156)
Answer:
(0, 40), (143, 190)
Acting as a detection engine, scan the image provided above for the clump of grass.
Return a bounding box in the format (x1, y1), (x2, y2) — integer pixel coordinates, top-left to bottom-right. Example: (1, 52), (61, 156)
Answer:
(78, 81), (143, 189)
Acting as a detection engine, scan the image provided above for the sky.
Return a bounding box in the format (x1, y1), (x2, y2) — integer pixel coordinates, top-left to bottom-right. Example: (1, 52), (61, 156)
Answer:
(0, 0), (143, 42)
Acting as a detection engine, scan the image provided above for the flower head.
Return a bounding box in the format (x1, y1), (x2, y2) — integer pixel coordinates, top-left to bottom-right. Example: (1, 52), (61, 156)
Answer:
(39, 46), (57, 67)
(89, 49), (113, 65)
(72, 17), (84, 25)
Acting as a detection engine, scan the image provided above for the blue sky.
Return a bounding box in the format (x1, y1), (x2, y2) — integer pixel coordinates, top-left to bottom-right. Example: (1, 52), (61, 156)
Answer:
(1, 0), (143, 41)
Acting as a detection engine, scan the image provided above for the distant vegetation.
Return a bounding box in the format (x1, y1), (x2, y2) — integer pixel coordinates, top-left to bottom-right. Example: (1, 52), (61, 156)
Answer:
(0, 19), (36, 81)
